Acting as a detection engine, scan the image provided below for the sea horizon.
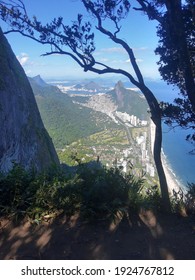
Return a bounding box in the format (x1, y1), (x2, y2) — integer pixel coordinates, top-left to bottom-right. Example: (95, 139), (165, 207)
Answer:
(162, 124), (195, 190)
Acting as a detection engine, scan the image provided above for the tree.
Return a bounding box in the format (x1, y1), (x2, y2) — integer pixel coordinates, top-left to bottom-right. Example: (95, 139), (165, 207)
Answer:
(133, 0), (195, 143)
(0, 0), (171, 212)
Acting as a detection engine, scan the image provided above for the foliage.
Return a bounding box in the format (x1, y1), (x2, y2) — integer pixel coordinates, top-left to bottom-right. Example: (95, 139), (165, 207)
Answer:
(0, 163), (83, 220)
(0, 163), (148, 222)
(156, 0), (195, 143)
(170, 183), (195, 215)
(134, 0), (195, 142)
(184, 183), (195, 214)
(142, 184), (162, 211)
(155, 1), (194, 98)
(0, 163), (36, 217)
(160, 100), (195, 144)
(78, 166), (145, 221)
(0, 163), (194, 223)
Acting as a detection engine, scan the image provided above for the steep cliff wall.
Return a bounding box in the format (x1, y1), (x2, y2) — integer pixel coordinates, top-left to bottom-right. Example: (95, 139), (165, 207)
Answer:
(0, 28), (59, 173)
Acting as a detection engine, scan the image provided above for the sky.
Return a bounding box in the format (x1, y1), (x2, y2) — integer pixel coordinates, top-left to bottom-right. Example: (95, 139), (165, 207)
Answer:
(0, 0), (162, 81)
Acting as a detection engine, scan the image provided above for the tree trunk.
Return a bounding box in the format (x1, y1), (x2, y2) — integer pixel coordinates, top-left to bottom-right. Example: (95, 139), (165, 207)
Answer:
(165, 0), (195, 111)
(153, 117), (171, 213)
(138, 83), (171, 213)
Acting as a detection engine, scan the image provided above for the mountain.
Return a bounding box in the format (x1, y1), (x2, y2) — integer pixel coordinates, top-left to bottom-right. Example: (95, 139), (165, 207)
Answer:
(0, 28), (59, 173)
(74, 83), (83, 89)
(108, 81), (148, 119)
(31, 75), (49, 87)
(28, 76), (62, 97)
(72, 81), (106, 92)
(29, 76), (112, 149)
(84, 81), (104, 91)
(72, 81), (149, 121)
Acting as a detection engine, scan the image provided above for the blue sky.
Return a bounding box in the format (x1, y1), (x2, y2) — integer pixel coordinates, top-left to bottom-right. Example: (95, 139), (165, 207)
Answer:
(1, 0), (162, 81)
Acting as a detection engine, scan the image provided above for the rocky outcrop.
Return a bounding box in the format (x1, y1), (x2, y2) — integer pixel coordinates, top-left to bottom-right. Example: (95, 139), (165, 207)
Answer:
(0, 28), (59, 173)
(114, 81), (125, 108)
(109, 81), (148, 119)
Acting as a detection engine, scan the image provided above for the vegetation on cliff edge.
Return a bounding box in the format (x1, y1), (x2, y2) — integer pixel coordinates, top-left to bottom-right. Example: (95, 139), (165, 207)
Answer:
(0, 163), (194, 224)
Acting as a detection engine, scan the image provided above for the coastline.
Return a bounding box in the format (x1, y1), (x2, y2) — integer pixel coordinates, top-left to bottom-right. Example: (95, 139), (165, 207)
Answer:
(161, 152), (182, 194)
(150, 120), (182, 194)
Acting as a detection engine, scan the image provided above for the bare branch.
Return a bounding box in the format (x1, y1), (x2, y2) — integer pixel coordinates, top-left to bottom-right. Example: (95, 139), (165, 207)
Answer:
(42, 50), (85, 68)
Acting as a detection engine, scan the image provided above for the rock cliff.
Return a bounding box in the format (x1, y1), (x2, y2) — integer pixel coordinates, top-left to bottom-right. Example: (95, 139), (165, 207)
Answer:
(0, 28), (59, 173)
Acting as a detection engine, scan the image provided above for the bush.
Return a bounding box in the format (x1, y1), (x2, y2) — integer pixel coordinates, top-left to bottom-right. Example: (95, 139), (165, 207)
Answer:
(78, 166), (144, 222)
(185, 183), (195, 214)
(0, 163), (35, 216)
(2, 163), (193, 223)
(141, 185), (162, 211)
(26, 174), (84, 220)
(0, 163), (146, 222)
(170, 184), (195, 215)
(0, 164), (83, 220)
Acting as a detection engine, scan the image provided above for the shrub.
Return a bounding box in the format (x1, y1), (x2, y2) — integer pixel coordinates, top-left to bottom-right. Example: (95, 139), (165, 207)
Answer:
(26, 174), (83, 220)
(3, 162), (192, 223)
(185, 183), (195, 214)
(141, 185), (162, 211)
(78, 166), (144, 222)
(0, 163), (35, 216)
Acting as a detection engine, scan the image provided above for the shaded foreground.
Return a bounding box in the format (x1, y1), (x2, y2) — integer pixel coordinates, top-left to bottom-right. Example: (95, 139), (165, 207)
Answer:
(0, 211), (195, 260)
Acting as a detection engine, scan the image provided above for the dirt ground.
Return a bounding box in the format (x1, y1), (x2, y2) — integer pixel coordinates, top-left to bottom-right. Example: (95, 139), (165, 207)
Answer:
(0, 210), (195, 260)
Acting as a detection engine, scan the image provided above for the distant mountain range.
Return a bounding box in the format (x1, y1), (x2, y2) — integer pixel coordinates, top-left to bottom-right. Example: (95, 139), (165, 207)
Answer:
(29, 76), (149, 149)
(70, 80), (148, 120)
(74, 81), (106, 92)
(28, 76), (116, 149)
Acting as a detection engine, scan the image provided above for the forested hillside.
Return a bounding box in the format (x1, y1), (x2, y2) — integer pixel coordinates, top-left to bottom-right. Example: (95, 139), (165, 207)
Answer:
(29, 76), (115, 148)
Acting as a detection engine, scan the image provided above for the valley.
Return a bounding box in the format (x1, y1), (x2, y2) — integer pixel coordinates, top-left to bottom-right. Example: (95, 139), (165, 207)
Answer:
(29, 75), (158, 186)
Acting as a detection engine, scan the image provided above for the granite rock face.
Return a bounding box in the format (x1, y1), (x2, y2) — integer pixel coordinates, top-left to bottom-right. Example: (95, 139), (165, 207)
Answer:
(0, 28), (59, 173)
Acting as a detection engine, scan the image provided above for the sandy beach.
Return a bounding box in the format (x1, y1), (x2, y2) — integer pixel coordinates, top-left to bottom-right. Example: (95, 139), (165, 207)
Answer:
(150, 120), (182, 194)
(161, 153), (182, 194)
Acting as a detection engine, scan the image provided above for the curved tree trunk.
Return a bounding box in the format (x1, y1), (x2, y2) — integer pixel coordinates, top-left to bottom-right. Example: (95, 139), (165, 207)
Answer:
(153, 116), (171, 213)
(138, 83), (171, 213)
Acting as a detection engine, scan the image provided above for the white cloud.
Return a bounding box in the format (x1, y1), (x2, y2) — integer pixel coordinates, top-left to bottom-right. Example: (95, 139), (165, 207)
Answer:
(97, 47), (126, 54)
(132, 47), (148, 51)
(25, 69), (32, 74)
(125, 58), (143, 63)
(17, 53), (30, 66)
(136, 58), (143, 63)
(98, 57), (109, 62)
(96, 47), (148, 56)
(111, 59), (124, 63)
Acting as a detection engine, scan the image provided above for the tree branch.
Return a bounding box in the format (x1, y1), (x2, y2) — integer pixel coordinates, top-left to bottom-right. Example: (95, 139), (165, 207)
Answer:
(134, 0), (164, 23)
(82, 0), (145, 85)
(42, 51), (85, 68)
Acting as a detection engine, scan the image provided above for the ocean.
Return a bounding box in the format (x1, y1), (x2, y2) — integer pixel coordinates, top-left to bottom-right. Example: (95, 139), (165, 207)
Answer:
(162, 124), (195, 188)
(146, 80), (195, 189)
